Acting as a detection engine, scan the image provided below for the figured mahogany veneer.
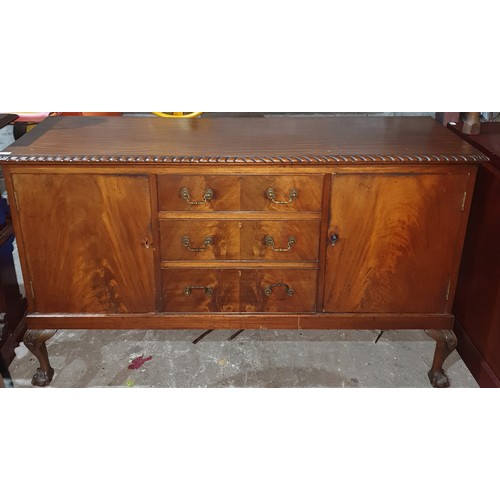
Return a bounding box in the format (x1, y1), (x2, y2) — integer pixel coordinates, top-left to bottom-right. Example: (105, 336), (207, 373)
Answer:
(158, 174), (324, 212)
(10, 173), (156, 314)
(324, 173), (472, 314)
(160, 219), (321, 262)
(0, 116), (485, 387)
(162, 269), (317, 313)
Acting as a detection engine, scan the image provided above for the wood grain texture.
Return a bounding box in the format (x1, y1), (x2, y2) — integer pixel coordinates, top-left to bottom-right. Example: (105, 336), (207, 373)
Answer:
(160, 220), (320, 262)
(158, 174), (324, 212)
(324, 172), (472, 314)
(453, 319), (500, 387)
(163, 268), (317, 313)
(163, 269), (239, 313)
(453, 163), (500, 366)
(26, 312), (455, 331)
(158, 175), (239, 211)
(240, 220), (320, 261)
(240, 269), (317, 313)
(148, 174), (164, 312)
(240, 175), (323, 211)
(3, 116), (483, 388)
(0, 116), (487, 164)
(2, 117), (480, 336)
(12, 174), (156, 313)
(161, 261), (318, 270)
(0, 113), (17, 129)
(449, 123), (500, 385)
(160, 220), (241, 261)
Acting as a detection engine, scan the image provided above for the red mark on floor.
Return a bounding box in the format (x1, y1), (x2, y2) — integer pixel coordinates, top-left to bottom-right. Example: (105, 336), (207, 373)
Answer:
(128, 355), (153, 370)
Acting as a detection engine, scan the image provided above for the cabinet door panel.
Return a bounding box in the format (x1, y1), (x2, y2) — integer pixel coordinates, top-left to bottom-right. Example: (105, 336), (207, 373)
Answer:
(324, 173), (470, 313)
(12, 174), (156, 313)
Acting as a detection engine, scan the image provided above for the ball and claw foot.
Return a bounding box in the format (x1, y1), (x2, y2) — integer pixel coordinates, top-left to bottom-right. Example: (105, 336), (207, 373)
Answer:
(428, 369), (450, 388)
(23, 329), (57, 387)
(425, 329), (457, 388)
(32, 366), (55, 387)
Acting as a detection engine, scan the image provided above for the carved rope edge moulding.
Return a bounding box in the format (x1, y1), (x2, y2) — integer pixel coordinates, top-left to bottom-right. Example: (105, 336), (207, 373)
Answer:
(0, 153), (490, 163)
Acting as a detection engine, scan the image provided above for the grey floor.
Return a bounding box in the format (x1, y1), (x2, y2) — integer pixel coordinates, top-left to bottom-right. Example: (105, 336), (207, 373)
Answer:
(8, 328), (479, 388)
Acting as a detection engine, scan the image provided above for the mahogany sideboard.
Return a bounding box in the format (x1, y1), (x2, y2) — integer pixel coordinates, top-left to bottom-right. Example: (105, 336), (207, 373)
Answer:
(0, 116), (486, 387)
(448, 121), (500, 387)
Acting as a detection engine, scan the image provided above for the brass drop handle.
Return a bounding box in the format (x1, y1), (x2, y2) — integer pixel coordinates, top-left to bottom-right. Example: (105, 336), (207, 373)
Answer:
(265, 235), (296, 252)
(184, 286), (214, 296)
(265, 187), (298, 205)
(180, 187), (214, 205)
(182, 236), (213, 252)
(264, 283), (295, 296)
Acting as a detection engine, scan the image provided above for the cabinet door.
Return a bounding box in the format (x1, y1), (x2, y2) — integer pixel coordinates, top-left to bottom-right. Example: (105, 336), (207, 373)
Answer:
(12, 174), (156, 313)
(323, 173), (471, 313)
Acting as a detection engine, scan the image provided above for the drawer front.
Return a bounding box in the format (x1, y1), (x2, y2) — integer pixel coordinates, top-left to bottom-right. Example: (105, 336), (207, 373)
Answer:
(240, 220), (320, 261)
(163, 269), (239, 312)
(158, 175), (239, 211)
(241, 175), (324, 212)
(161, 220), (320, 262)
(241, 269), (318, 313)
(163, 269), (317, 313)
(160, 220), (240, 261)
(158, 175), (324, 212)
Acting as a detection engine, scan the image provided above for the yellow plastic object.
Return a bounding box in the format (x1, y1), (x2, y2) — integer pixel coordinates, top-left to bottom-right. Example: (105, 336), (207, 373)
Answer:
(152, 112), (203, 118)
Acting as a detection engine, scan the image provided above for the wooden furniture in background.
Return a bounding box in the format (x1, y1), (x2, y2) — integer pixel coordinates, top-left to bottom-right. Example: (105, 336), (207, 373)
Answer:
(434, 112), (460, 126)
(0, 113), (26, 387)
(0, 116), (485, 387)
(0, 215), (27, 377)
(462, 112), (482, 135)
(449, 121), (500, 387)
(0, 114), (19, 130)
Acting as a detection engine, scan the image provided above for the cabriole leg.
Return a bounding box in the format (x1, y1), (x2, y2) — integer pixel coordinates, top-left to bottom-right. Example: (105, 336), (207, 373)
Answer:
(425, 329), (457, 388)
(24, 329), (56, 387)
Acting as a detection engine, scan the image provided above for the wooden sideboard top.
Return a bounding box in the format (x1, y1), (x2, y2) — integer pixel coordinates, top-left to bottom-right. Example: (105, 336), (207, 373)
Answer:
(0, 115), (487, 164)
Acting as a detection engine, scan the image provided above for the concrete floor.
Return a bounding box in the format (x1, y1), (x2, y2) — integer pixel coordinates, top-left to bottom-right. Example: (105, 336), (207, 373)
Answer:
(8, 328), (478, 388)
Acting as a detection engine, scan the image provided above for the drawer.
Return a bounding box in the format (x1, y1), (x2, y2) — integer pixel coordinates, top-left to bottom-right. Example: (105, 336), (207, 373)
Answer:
(158, 174), (324, 212)
(160, 220), (240, 261)
(158, 175), (239, 211)
(240, 220), (320, 261)
(163, 269), (239, 312)
(241, 269), (317, 313)
(160, 220), (320, 262)
(240, 175), (323, 212)
(162, 268), (317, 313)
